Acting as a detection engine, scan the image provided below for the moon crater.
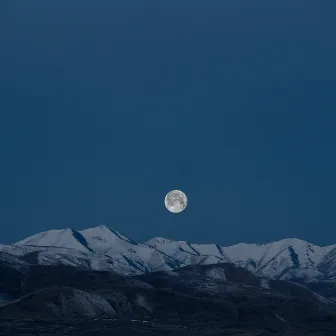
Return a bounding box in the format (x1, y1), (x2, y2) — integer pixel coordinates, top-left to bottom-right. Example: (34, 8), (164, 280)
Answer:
(165, 190), (187, 213)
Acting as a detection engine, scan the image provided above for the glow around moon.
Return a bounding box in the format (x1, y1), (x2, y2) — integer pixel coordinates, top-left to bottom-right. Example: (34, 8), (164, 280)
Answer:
(165, 190), (187, 213)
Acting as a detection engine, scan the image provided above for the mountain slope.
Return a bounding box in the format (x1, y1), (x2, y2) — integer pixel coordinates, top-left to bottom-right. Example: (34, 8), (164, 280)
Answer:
(1, 263), (336, 336)
(0, 286), (116, 319)
(15, 228), (92, 253)
(79, 225), (138, 253)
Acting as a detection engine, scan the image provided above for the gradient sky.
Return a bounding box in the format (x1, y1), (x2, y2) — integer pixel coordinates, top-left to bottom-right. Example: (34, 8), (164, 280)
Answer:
(0, 1), (335, 246)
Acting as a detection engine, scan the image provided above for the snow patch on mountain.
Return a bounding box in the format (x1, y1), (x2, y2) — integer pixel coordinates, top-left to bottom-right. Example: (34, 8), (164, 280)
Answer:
(146, 238), (228, 267)
(79, 225), (137, 253)
(135, 294), (152, 313)
(15, 229), (92, 253)
(147, 237), (197, 257)
(203, 266), (227, 281)
(67, 289), (115, 318)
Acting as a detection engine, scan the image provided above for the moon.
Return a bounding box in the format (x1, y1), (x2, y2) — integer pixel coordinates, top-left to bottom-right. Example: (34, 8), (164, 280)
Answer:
(165, 190), (187, 213)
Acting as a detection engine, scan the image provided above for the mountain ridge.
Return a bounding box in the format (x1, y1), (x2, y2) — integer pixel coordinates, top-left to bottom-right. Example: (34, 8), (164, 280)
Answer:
(9, 225), (336, 282)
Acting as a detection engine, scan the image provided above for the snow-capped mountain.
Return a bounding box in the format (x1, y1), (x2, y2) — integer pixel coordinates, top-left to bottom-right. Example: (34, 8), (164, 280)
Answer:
(107, 230), (333, 281)
(13, 226), (182, 275)
(4, 225), (336, 281)
(147, 236), (336, 280)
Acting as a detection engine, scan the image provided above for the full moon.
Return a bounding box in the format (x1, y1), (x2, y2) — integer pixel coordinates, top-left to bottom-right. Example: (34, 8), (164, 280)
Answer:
(165, 190), (187, 213)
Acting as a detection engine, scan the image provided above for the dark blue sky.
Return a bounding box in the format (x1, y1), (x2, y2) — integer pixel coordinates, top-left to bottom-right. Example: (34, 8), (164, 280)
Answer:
(0, 1), (335, 245)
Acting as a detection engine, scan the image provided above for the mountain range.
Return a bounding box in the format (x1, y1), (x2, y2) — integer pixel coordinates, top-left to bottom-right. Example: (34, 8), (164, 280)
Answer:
(1, 225), (336, 335)
(4, 225), (336, 282)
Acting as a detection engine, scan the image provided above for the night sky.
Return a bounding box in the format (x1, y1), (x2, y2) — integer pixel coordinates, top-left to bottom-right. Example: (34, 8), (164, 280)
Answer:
(0, 1), (335, 246)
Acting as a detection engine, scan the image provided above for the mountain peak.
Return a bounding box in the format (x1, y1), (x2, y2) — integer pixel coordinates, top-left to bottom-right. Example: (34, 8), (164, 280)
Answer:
(96, 225), (112, 231)
(146, 237), (173, 247)
(78, 225), (137, 253)
(14, 228), (91, 253)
